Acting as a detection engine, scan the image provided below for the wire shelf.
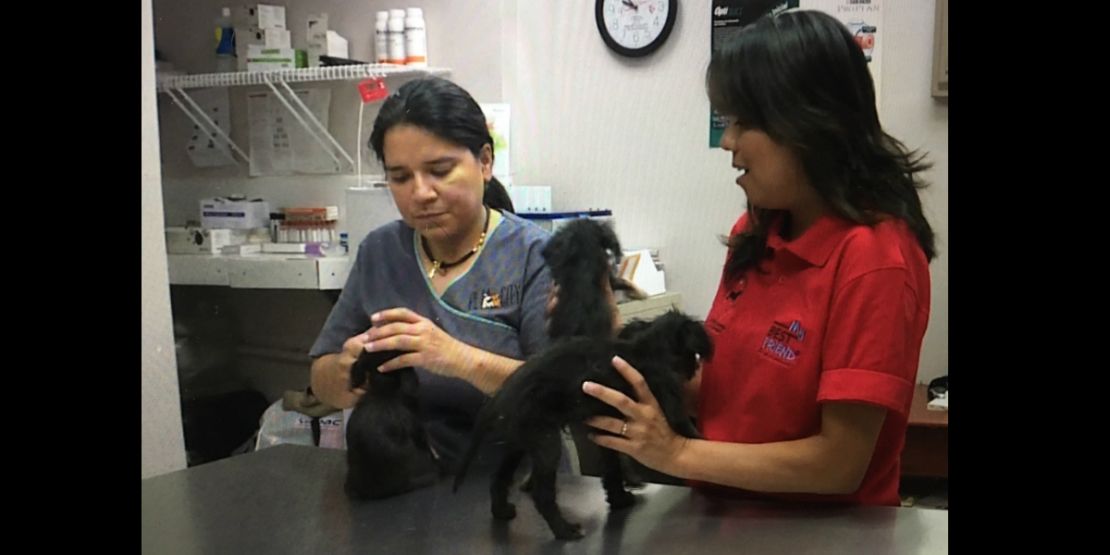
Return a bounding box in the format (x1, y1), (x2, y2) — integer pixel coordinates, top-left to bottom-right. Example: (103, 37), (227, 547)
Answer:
(156, 64), (450, 92)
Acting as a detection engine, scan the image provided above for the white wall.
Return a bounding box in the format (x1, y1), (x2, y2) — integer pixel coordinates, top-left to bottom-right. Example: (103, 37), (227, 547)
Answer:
(506, 0), (741, 321)
(142, 0), (187, 479)
(878, 2), (948, 384)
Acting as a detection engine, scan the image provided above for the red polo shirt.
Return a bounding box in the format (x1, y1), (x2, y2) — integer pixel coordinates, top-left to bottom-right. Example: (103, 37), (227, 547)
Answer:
(696, 212), (931, 506)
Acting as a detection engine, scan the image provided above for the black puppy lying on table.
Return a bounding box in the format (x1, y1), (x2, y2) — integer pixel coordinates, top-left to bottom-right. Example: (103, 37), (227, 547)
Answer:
(453, 219), (712, 540)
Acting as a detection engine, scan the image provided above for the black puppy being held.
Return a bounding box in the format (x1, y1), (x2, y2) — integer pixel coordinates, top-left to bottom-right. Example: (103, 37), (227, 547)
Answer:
(344, 347), (440, 500)
(541, 218), (627, 339)
(453, 310), (712, 540)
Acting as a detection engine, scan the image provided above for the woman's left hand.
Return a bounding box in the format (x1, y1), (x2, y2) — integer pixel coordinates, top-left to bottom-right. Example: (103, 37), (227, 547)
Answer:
(365, 308), (473, 377)
(582, 356), (690, 475)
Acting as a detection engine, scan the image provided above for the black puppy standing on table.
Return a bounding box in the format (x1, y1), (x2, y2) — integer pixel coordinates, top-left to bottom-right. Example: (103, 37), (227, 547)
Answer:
(454, 219), (712, 540)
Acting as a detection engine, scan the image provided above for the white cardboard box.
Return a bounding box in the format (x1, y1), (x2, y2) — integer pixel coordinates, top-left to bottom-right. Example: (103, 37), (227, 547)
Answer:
(236, 27), (291, 50)
(234, 4), (286, 30)
(245, 46), (297, 71)
(620, 249), (667, 297)
(166, 227), (251, 254)
(236, 27), (292, 70)
(306, 13), (328, 43)
(199, 197), (270, 229)
(326, 30), (349, 58)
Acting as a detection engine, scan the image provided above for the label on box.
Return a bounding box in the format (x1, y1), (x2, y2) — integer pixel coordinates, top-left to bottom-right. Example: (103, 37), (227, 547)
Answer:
(200, 198), (270, 229)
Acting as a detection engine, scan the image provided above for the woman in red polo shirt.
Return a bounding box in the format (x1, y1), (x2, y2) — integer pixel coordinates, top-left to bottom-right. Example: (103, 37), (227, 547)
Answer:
(582, 10), (936, 506)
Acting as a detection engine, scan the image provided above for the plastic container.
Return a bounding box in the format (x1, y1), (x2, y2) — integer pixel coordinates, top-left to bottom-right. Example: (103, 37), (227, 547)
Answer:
(215, 7), (236, 73)
(374, 11), (389, 63)
(404, 8), (427, 67)
(387, 9), (406, 65)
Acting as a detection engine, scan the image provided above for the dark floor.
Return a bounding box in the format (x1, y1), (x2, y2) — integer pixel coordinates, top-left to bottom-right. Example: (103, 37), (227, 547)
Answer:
(899, 476), (948, 510)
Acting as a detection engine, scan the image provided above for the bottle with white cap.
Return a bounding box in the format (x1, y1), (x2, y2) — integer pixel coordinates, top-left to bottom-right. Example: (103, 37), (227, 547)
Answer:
(214, 7), (236, 73)
(374, 11), (388, 63)
(387, 9), (406, 65)
(404, 7), (427, 67)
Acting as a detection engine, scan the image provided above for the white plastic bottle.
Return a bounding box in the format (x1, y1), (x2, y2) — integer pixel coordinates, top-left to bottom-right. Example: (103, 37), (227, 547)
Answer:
(404, 8), (427, 67)
(374, 11), (389, 63)
(214, 7), (236, 73)
(387, 9), (406, 65)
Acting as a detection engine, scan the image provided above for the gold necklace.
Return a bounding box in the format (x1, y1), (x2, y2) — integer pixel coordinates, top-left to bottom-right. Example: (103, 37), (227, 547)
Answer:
(422, 206), (490, 279)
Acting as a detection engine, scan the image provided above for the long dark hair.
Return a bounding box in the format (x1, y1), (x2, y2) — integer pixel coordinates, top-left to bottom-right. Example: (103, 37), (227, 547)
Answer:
(369, 76), (514, 213)
(706, 10), (935, 279)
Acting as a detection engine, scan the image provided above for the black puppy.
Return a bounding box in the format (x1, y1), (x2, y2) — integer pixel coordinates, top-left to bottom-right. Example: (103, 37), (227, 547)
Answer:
(344, 348), (440, 499)
(453, 310), (710, 540)
(541, 218), (628, 338)
(455, 218), (710, 540)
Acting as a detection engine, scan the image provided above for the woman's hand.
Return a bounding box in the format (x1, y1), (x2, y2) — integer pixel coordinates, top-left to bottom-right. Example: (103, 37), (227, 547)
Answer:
(581, 355), (691, 475)
(309, 331), (371, 410)
(364, 308), (473, 378)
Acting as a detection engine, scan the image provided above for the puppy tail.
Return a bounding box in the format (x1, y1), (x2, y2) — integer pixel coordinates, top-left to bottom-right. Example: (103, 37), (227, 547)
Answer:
(452, 402), (496, 493)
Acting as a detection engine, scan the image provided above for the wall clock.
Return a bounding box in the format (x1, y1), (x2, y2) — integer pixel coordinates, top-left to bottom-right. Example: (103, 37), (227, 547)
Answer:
(595, 0), (677, 58)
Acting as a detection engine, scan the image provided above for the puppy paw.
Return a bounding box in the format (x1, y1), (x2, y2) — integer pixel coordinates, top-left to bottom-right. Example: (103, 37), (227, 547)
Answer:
(607, 490), (636, 510)
(553, 522), (584, 541)
(492, 502), (517, 520)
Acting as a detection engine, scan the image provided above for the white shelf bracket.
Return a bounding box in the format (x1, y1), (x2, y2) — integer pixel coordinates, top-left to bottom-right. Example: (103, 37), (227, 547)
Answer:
(164, 86), (252, 166)
(262, 76), (353, 173)
(154, 66), (451, 174)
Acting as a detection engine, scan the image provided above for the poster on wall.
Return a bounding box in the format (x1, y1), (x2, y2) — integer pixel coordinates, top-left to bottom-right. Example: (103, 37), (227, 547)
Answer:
(247, 88), (335, 176)
(708, 0), (883, 148)
(185, 88), (235, 168)
(806, 0), (883, 102)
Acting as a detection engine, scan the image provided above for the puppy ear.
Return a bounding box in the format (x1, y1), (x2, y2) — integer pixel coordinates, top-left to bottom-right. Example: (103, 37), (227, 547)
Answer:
(682, 320), (714, 360)
(598, 221), (623, 267)
(541, 226), (581, 272)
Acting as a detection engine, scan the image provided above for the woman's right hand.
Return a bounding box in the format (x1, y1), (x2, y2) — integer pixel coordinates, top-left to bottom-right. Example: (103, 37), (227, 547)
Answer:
(310, 331), (372, 410)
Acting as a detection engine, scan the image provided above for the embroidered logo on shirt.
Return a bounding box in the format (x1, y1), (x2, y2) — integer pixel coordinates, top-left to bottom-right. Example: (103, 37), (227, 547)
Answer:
(481, 292), (502, 309)
(468, 284), (520, 311)
(759, 319), (806, 364)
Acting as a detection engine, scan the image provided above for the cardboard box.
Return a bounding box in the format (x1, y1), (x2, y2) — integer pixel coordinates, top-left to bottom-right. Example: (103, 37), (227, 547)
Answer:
(326, 30), (349, 58)
(199, 197), (271, 229)
(620, 249), (667, 297)
(245, 46), (297, 71)
(235, 27), (292, 70)
(233, 4), (286, 30)
(306, 13), (328, 44)
(507, 186), (552, 214)
(305, 14), (338, 67)
(166, 227), (251, 254)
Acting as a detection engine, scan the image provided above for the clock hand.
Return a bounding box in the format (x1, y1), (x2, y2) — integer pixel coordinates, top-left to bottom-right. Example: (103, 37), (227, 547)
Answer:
(622, 0), (638, 10)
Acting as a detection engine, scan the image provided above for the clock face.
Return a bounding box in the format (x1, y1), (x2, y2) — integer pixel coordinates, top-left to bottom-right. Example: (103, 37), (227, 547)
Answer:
(597, 0), (676, 57)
